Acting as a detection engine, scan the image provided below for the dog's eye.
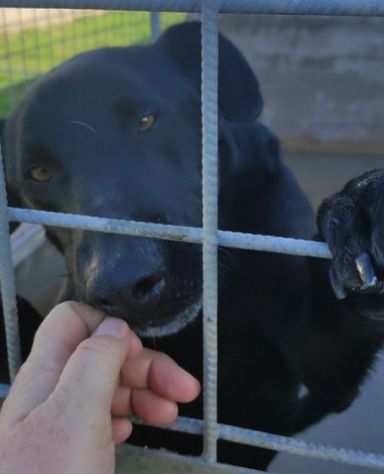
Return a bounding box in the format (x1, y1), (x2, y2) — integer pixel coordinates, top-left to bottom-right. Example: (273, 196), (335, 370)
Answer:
(138, 114), (156, 131)
(28, 167), (52, 183)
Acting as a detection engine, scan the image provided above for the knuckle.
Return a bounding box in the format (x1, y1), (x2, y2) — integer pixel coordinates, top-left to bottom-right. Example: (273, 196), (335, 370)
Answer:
(50, 301), (78, 317)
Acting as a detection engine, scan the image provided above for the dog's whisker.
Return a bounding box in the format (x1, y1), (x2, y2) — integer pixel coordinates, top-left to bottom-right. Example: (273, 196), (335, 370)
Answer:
(54, 273), (72, 279)
(70, 120), (96, 134)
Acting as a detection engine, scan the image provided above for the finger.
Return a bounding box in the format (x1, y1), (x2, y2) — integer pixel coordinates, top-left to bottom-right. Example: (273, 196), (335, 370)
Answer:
(2, 302), (104, 424)
(112, 386), (132, 417)
(51, 318), (131, 423)
(112, 386), (179, 423)
(112, 418), (132, 444)
(131, 389), (178, 426)
(121, 349), (200, 403)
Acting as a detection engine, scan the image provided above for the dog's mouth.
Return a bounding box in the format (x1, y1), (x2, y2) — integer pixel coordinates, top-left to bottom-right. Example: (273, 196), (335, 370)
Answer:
(135, 297), (202, 338)
(85, 293), (203, 338)
(75, 258), (203, 337)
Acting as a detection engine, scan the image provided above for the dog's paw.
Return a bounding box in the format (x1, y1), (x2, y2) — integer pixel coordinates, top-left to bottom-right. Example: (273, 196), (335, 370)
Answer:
(317, 169), (384, 302)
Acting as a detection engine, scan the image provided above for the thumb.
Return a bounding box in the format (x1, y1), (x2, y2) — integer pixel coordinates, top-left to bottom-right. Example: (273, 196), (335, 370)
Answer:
(1, 302), (104, 425)
(50, 318), (130, 422)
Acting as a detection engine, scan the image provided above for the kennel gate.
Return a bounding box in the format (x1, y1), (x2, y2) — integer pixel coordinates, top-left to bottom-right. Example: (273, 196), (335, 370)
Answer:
(0, 8), (163, 116)
(1, 1), (384, 472)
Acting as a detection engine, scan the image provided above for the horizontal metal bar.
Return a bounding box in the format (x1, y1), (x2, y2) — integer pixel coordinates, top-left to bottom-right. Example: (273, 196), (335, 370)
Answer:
(137, 416), (384, 471)
(219, 424), (384, 471)
(8, 207), (331, 259)
(0, 0), (384, 16)
(116, 445), (263, 474)
(1, 386), (383, 469)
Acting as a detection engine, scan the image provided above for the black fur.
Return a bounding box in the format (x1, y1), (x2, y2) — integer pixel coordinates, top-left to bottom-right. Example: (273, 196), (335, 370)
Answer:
(1, 22), (384, 470)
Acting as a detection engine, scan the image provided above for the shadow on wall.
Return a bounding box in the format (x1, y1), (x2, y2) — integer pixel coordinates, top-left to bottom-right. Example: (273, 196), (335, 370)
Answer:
(219, 15), (384, 155)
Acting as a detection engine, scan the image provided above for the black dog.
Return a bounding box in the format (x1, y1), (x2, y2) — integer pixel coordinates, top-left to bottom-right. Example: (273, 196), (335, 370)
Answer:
(1, 22), (384, 470)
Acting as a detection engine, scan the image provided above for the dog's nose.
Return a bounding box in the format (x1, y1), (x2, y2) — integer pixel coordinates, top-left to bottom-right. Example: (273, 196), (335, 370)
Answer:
(86, 271), (166, 317)
(131, 272), (166, 304)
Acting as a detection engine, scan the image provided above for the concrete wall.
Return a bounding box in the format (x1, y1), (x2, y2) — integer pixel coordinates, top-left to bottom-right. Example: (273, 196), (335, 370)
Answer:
(219, 15), (384, 154)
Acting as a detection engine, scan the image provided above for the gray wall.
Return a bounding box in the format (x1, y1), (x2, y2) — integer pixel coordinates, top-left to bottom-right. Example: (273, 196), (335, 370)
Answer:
(219, 15), (384, 154)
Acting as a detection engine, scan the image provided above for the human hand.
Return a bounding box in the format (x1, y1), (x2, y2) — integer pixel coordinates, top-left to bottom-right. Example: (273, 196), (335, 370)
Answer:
(0, 302), (200, 474)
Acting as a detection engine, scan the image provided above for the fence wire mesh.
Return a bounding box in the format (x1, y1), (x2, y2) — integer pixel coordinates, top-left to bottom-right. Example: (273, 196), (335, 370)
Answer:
(0, 7), (184, 114)
(1, 1), (384, 473)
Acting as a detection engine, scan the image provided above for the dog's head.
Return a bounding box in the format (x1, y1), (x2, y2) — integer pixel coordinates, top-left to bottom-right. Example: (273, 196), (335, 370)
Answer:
(1, 22), (263, 337)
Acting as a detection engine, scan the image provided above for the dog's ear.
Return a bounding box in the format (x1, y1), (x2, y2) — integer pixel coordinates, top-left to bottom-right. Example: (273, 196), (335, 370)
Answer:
(222, 122), (280, 177)
(157, 21), (263, 123)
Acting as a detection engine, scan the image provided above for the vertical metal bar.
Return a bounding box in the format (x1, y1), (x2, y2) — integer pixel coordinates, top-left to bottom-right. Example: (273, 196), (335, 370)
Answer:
(150, 11), (160, 41)
(45, 9), (57, 67)
(0, 146), (21, 382)
(18, 9), (29, 82)
(1, 9), (17, 113)
(0, 384), (10, 398)
(201, 0), (219, 463)
(32, 8), (43, 74)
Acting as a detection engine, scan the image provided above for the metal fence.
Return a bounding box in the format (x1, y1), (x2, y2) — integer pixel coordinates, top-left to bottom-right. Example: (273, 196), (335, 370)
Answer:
(1, 0), (384, 472)
(0, 7), (181, 115)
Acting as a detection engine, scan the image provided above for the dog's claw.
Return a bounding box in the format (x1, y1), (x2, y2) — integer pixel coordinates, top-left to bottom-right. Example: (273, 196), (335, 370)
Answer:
(330, 266), (347, 300)
(354, 253), (382, 293)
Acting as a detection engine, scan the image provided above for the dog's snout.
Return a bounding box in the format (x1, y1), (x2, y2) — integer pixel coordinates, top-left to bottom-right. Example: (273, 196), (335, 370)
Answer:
(131, 272), (166, 304)
(86, 269), (166, 319)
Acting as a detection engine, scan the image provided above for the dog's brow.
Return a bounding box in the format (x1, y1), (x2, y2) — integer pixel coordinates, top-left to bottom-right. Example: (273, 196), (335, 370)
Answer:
(70, 120), (97, 134)
(114, 99), (139, 117)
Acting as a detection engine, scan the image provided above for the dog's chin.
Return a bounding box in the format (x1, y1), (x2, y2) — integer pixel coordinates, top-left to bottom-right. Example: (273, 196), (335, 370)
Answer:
(136, 298), (202, 338)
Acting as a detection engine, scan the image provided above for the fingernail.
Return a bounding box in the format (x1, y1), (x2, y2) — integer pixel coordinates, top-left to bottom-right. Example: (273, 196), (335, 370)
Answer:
(93, 318), (128, 339)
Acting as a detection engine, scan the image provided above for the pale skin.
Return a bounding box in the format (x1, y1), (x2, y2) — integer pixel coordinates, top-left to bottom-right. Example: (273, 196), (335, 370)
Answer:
(0, 302), (201, 474)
